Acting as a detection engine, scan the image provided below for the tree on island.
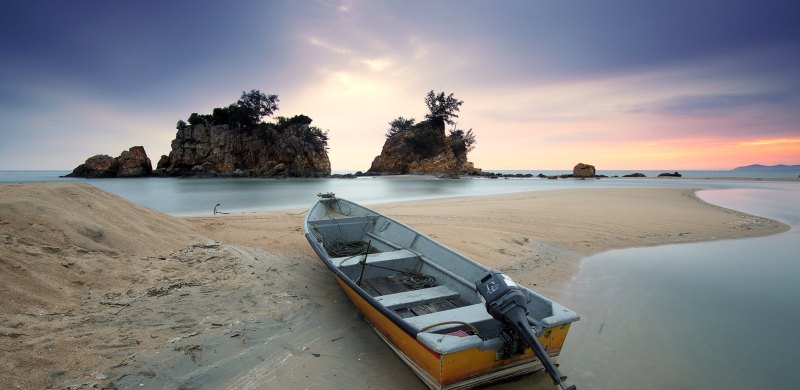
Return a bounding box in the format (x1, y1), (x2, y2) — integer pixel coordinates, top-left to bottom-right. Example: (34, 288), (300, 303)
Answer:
(448, 128), (476, 157)
(262, 114), (329, 152)
(424, 90), (463, 125)
(386, 116), (416, 138)
(382, 90), (476, 159)
(177, 90), (280, 130)
(239, 89), (279, 122)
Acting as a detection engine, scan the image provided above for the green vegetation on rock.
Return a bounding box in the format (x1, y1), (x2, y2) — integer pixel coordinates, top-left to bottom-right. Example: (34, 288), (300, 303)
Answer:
(176, 90), (328, 151)
(384, 90), (475, 158)
(370, 90), (477, 175)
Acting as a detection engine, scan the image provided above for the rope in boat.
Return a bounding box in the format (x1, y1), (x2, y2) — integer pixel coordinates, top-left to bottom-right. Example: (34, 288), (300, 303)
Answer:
(398, 270), (437, 289)
(335, 250), (438, 289)
(323, 198), (352, 217)
(324, 240), (377, 257)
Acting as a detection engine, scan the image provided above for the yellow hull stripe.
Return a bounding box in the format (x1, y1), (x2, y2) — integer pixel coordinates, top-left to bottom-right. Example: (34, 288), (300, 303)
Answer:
(335, 276), (572, 388)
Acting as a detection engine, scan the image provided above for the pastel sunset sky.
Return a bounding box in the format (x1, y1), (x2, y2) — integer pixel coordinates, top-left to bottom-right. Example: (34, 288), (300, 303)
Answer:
(1, 0), (798, 171)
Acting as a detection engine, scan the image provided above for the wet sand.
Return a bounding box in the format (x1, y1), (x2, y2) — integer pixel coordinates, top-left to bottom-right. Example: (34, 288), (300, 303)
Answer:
(0, 183), (788, 389)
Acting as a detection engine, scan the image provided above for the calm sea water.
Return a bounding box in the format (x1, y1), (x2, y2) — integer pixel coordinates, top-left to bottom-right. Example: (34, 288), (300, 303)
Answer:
(558, 186), (800, 389)
(2, 170), (799, 389)
(1, 170), (798, 216)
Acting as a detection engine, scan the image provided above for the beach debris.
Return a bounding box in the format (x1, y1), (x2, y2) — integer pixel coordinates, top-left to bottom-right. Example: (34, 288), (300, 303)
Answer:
(175, 344), (203, 363)
(213, 203), (230, 215)
(167, 331), (199, 344)
(99, 301), (130, 307)
(147, 281), (200, 297)
(193, 240), (221, 249)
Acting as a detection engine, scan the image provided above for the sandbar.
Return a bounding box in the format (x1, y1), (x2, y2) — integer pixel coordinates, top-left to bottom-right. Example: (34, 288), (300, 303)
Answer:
(0, 183), (788, 389)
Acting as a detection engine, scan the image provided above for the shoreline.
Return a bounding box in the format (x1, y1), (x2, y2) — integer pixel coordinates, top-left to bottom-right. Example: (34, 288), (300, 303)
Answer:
(0, 183), (789, 389)
(3, 169), (799, 183)
(199, 187), (788, 290)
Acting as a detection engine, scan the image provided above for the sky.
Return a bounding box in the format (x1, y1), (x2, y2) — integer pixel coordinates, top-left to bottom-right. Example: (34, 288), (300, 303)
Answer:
(1, 0), (798, 171)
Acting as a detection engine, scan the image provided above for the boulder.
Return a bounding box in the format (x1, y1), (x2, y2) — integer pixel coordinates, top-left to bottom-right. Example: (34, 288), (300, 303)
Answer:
(658, 172), (682, 177)
(65, 155), (115, 178)
(156, 154), (170, 170)
(573, 163), (596, 178)
(623, 173), (646, 177)
(263, 163), (287, 177)
(83, 155), (118, 178)
(64, 147), (154, 178)
(116, 146), (153, 177)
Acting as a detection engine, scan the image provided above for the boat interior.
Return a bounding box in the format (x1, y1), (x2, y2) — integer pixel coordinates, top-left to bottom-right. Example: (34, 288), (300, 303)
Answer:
(308, 204), (558, 340)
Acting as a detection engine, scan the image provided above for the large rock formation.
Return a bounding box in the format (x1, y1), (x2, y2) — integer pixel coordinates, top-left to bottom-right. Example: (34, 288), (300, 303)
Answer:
(65, 146), (153, 178)
(368, 119), (477, 175)
(157, 121), (330, 178)
(573, 163), (596, 178)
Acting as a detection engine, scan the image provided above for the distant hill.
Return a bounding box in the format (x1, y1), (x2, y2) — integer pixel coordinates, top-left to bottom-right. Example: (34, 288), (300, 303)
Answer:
(732, 164), (800, 171)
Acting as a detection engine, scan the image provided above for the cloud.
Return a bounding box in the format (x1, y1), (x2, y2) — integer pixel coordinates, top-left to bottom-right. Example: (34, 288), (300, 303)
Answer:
(359, 58), (392, 72)
(2, 1), (799, 170)
(308, 37), (352, 55)
(739, 138), (800, 147)
(633, 90), (796, 115)
(0, 77), (179, 169)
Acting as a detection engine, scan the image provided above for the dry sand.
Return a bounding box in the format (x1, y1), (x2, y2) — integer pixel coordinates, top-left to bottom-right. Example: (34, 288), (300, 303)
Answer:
(0, 183), (788, 389)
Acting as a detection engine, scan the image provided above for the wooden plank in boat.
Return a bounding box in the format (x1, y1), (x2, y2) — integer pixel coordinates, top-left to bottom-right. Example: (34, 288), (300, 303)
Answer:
(409, 304), (434, 316)
(427, 299), (459, 312)
(364, 276), (469, 317)
(374, 285), (460, 310)
(409, 300), (459, 316)
(359, 282), (380, 297)
(364, 276), (409, 295)
(395, 308), (415, 318)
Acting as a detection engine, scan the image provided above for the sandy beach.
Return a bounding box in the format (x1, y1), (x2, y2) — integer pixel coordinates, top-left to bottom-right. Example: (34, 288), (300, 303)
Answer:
(0, 183), (788, 389)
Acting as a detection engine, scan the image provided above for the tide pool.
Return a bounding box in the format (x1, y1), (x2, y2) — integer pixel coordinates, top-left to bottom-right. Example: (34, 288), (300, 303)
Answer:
(557, 185), (800, 389)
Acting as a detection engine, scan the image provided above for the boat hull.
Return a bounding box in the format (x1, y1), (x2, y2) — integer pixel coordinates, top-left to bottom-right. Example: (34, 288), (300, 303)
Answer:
(333, 274), (572, 389)
(303, 197), (578, 389)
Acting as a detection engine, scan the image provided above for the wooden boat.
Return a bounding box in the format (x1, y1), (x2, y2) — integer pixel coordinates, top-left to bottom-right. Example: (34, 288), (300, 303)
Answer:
(304, 194), (579, 389)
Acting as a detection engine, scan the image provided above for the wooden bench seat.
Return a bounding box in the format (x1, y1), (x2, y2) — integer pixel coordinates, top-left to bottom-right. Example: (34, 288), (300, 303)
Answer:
(373, 285), (460, 310)
(404, 303), (495, 332)
(332, 249), (419, 268)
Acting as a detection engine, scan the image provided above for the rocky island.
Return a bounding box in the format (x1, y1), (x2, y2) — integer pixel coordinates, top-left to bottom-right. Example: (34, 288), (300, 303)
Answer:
(367, 91), (479, 176)
(158, 91), (330, 178)
(66, 90), (331, 178)
(63, 146), (153, 178)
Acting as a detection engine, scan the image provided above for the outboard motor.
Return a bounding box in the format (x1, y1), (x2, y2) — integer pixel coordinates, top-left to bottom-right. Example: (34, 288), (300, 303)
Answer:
(476, 270), (576, 390)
